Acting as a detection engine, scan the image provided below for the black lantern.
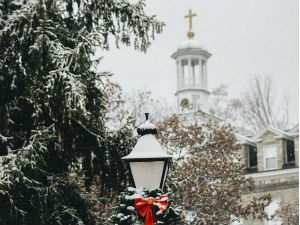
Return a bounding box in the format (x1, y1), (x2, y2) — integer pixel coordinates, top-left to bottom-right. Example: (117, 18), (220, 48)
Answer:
(122, 113), (172, 190)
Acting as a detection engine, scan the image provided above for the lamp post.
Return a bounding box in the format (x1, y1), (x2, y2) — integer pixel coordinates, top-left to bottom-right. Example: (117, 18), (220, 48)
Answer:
(122, 113), (172, 190)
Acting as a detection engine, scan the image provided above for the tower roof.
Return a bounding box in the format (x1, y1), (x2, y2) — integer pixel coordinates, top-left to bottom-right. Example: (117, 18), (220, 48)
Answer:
(171, 38), (211, 59)
(177, 39), (208, 51)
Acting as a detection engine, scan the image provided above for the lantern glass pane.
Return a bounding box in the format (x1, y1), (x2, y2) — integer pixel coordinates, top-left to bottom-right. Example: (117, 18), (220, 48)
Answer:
(161, 162), (169, 188)
(130, 161), (164, 190)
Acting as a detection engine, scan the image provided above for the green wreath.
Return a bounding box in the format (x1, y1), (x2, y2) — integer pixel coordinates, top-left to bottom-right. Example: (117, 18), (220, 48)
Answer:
(109, 187), (183, 225)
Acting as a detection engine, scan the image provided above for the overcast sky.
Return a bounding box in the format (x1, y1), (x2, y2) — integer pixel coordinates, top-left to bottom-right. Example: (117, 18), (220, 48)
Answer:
(96, 0), (299, 125)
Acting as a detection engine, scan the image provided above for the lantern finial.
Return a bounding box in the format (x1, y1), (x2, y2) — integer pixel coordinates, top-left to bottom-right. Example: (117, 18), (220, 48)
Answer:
(145, 113), (149, 121)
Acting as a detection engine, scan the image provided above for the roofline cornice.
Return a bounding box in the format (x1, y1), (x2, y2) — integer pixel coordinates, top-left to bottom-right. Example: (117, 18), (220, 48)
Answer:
(175, 88), (210, 96)
(253, 126), (293, 140)
(171, 49), (212, 59)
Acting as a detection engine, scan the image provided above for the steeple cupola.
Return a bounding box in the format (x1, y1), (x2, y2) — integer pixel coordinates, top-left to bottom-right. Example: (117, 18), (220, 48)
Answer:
(171, 9), (211, 112)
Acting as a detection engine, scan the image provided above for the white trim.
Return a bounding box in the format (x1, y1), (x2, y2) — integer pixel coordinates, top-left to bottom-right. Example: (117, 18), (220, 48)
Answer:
(171, 48), (212, 59)
(288, 132), (299, 137)
(274, 135), (294, 141)
(288, 123), (299, 134)
(236, 133), (256, 146)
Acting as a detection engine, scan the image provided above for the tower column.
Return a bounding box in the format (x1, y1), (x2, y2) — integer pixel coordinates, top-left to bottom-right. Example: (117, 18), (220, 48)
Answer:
(180, 60), (184, 89)
(203, 61), (207, 89)
(188, 58), (192, 86)
(199, 59), (203, 89)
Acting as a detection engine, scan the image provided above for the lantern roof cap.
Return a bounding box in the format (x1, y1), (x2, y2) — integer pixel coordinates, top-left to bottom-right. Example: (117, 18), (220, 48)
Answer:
(122, 134), (171, 160)
(137, 121), (157, 135)
(137, 113), (157, 136)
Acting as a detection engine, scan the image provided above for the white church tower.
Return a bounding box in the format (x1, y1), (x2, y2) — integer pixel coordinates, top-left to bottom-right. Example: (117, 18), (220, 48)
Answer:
(171, 9), (211, 113)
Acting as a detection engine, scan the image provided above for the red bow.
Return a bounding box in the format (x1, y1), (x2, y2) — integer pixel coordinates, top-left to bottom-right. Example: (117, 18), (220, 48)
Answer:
(135, 195), (169, 225)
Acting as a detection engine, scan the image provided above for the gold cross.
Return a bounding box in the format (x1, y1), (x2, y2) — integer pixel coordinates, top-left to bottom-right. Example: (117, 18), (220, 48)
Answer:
(184, 9), (197, 31)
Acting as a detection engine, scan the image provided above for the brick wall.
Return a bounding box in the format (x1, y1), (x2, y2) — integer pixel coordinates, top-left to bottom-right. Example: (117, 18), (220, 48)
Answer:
(240, 145), (249, 168)
(277, 139), (284, 169)
(257, 141), (264, 172)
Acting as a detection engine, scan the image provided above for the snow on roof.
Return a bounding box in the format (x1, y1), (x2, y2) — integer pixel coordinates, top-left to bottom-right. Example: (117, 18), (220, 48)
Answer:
(237, 124), (299, 145)
(122, 134), (171, 160)
(177, 39), (208, 51)
(253, 125), (293, 140)
(236, 133), (256, 146)
(138, 121), (156, 130)
(287, 123), (299, 136)
(171, 39), (211, 59)
(179, 109), (222, 123)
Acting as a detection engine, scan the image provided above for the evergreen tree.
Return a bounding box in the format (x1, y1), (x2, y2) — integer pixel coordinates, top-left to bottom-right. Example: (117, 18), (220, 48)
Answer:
(0, 0), (163, 224)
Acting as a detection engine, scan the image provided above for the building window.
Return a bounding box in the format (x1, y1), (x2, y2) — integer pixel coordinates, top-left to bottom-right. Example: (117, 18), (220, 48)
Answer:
(263, 144), (277, 170)
(248, 146), (257, 168)
(286, 140), (295, 163)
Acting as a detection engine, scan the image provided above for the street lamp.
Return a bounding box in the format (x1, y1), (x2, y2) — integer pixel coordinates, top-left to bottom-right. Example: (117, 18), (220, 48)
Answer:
(122, 113), (172, 190)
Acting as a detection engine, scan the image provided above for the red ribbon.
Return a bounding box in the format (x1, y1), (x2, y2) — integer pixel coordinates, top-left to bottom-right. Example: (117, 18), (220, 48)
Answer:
(135, 195), (169, 225)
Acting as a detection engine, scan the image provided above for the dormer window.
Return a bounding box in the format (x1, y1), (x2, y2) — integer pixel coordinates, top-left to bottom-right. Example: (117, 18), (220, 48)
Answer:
(263, 144), (277, 170)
